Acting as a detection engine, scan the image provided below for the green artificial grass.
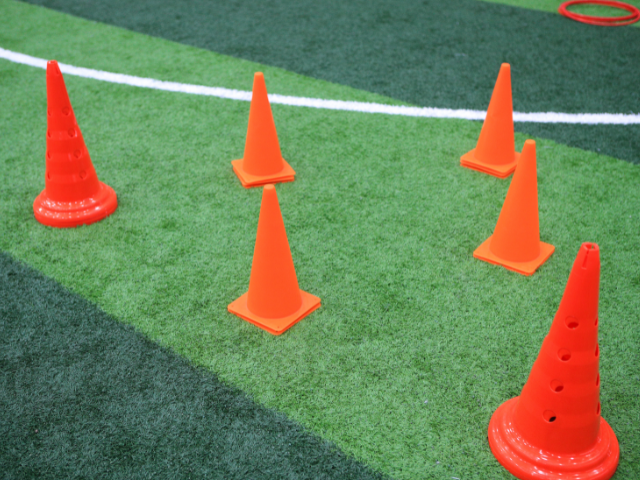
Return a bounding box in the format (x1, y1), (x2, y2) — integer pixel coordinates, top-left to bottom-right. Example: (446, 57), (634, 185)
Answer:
(18, 0), (640, 163)
(482, 0), (640, 26)
(0, 252), (388, 480)
(1, 2), (639, 479)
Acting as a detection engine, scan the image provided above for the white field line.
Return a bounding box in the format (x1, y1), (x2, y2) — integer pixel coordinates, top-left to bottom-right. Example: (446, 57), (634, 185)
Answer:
(2, 47), (639, 125)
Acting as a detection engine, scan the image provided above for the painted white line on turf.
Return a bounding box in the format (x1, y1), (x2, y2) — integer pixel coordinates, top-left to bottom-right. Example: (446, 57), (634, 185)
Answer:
(2, 47), (639, 125)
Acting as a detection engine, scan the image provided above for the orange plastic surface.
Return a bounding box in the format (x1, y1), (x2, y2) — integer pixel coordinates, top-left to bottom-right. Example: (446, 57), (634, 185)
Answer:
(228, 290), (320, 335)
(474, 140), (554, 275)
(228, 185), (320, 334)
(461, 63), (520, 178)
(488, 243), (620, 480)
(33, 61), (117, 228)
(461, 149), (520, 178)
(232, 72), (296, 188)
(474, 235), (555, 276)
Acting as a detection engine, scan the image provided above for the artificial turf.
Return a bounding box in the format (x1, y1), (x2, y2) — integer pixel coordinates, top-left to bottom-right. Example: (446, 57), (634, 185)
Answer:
(19, 0), (640, 164)
(1, 2), (639, 479)
(0, 252), (388, 480)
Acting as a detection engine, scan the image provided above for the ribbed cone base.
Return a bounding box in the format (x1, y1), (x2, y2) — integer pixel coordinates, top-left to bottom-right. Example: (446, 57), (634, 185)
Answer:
(228, 289), (321, 335)
(231, 158), (295, 188)
(489, 398), (619, 480)
(461, 149), (520, 178)
(474, 235), (555, 276)
(33, 181), (118, 228)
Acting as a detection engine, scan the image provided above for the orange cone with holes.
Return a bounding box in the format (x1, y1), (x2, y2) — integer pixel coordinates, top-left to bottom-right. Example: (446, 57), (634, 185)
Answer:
(228, 184), (320, 334)
(488, 243), (619, 480)
(231, 73), (295, 188)
(461, 63), (520, 178)
(33, 60), (117, 228)
(474, 139), (554, 275)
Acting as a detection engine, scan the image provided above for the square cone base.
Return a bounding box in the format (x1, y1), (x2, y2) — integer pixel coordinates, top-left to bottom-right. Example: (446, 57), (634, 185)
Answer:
(474, 235), (555, 276)
(231, 158), (296, 188)
(228, 290), (321, 335)
(461, 149), (520, 179)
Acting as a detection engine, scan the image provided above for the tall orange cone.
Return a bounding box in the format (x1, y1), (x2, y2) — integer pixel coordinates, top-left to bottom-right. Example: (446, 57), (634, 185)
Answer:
(488, 243), (619, 480)
(461, 63), (520, 178)
(474, 139), (554, 275)
(228, 184), (320, 334)
(231, 73), (296, 188)
(33, 60), (117, 228)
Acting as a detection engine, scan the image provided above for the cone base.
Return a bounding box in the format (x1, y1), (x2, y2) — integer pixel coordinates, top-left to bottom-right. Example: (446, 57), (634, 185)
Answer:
(488, 397), (619, 480)
(461, 149), (520, 178)
(33, 182), (118, 228)
(231, 159), (296, 188)
(228, 289), (321, 335)
(474, 235), (555, 276)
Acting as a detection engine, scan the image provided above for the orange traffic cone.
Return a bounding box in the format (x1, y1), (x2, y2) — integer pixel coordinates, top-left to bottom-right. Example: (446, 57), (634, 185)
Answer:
(474, 139), (554, 275)
(33, 60), (117, 228)
(231, 73), (295, 188)
(488, 243), (619, 480)
(228, 184), (320, 334)
(461, 63), (520, 178)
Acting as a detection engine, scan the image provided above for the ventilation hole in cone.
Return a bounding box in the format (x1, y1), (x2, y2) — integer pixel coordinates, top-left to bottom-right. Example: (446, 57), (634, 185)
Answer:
(68, 128), (75, 137)
(595, 344), (600, 357)
(62, 107), (70, 116)
(79, 170), (87, 180)
(565, 316), (579, 329)
(595, 317), (599, 327)
(596, 374), (600, 387)
(47, 130), (51, 138)
(46, 172), (51, 180)
(543, 410), (557, 423)
(46, 151), (51, 160)
(597, 402), (601, 415)
(74, 150), (82, 159)
(47, 109), (51, 117)
(558, 349), (571, 362)
(550, 380), (564, 393)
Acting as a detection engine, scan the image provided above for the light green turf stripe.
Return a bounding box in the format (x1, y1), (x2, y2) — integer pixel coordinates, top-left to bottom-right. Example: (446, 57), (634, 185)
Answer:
(1, 1), (639, 479)
(479, 0), (640, 27)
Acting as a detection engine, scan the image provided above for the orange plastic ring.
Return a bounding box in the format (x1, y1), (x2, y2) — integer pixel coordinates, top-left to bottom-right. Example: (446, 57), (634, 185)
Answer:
(559, 0), (640, 26)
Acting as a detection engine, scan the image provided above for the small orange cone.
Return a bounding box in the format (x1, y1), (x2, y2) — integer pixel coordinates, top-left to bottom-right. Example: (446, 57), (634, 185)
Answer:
(474, 139), (554, 275)
(33, 60), (117, 228)
(231, 73), (295, 188)
(488, 243), (619, 480)
(461, 63), (520, 178)
(228, 184), (320, 334)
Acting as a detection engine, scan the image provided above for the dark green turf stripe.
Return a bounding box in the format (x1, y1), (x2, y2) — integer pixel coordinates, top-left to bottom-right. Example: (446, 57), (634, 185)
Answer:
(18, 0), (640, 164)
(0, 252), (388, 480)
(517, 123), (639, 165)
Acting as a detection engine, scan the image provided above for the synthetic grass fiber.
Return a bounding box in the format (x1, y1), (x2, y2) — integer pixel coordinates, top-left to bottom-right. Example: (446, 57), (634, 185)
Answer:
(0, 252), (387, 480)
(1, 2), (639, 479)
(19, 0), (640, 164)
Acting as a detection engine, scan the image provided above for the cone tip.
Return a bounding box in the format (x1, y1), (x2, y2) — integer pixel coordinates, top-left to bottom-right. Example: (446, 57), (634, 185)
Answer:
(578, 242), (600, 269)
(500, 62), (510, 72)
(263, 183), (275, 192)
(253, 71), (266, 91)
(47, 60), (61, 75)
(518, 139), (536, 166)
(522, 139), (536, 156)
